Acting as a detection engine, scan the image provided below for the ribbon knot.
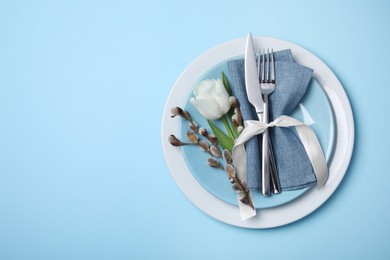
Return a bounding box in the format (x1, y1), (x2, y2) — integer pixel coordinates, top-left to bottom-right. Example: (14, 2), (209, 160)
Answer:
(268, 121), (276, 128)
(232, 115), (328, 190)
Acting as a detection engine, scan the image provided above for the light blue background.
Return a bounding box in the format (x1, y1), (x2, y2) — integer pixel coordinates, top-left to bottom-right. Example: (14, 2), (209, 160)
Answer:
(0, 0), (389, 259)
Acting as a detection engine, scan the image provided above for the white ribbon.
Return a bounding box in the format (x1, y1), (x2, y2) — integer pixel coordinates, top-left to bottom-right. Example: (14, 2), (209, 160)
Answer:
(233, 115), (328, 190)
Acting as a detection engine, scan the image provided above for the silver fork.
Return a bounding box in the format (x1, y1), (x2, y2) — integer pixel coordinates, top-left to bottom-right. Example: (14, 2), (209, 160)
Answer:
(259, 48), (280, 195)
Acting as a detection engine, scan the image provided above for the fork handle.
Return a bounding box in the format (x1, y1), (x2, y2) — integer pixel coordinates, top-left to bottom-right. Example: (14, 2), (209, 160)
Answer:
(269, 139), (281, 194)
(261, 97), (271, 196)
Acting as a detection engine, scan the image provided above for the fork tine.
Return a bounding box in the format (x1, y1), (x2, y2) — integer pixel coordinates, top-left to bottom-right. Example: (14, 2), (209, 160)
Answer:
(266, 48), (270, 83)
(270, 48), (275, 83)
(257, 49), (261, 79)
(261, 48), (265, 83)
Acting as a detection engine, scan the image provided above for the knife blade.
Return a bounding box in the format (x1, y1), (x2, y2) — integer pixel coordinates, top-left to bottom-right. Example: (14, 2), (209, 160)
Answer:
(245, 33), (264, 117)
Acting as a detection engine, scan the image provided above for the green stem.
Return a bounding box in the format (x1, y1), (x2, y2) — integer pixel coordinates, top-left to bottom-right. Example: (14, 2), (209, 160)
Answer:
(222, 115), (235, 140)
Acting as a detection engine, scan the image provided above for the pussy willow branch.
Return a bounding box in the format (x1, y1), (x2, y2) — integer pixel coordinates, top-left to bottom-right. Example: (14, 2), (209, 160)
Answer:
(170, 106), (253, 209)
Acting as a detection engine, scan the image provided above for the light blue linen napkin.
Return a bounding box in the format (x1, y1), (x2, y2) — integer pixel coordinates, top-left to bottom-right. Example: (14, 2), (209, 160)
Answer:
(227, 49), (317, 191)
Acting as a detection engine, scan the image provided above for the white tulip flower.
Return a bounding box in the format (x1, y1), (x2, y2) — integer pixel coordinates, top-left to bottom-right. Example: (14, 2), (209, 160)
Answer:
(190, 79), (231, 121)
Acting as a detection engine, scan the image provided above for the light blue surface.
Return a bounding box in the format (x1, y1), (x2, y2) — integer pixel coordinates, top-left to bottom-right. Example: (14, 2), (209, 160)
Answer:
(180, 60), (333, 208)
(0, 0), (389, 259)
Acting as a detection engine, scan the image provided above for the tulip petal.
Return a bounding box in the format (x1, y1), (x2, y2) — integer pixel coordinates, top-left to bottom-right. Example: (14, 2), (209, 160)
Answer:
(190, 97), (220, 120)
(190, 78), (231, 121)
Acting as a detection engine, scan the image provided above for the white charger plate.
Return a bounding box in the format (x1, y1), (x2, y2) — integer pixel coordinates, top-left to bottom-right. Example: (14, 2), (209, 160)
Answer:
(161, 36), (354, 228)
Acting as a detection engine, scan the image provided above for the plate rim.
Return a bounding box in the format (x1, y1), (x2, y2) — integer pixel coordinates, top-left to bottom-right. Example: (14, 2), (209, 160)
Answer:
(161, 36), (355, 228)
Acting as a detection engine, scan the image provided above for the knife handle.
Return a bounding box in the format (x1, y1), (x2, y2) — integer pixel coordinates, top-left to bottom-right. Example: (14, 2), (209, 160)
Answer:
(262, 130), (271, 196)
(261, 101), (271, 196)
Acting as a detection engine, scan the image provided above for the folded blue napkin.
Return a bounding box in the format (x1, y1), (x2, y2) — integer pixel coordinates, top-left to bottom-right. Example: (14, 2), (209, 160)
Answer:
(227, 49), (317, 191)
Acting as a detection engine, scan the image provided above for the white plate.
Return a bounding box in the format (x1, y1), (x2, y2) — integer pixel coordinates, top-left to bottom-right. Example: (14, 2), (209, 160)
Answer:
(161, 37), (354, 228)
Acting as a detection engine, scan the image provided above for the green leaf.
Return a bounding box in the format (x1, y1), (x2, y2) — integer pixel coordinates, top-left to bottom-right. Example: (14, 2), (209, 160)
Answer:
(208, 120), (234, 152)
(221, 72), (239, 138)
(221, 115), (235, 140)
(222, 71), (233, 96)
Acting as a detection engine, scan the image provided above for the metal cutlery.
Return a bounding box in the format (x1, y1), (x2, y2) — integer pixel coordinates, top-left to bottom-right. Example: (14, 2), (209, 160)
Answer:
(259, 48), (281, 194)
(244, 33), (280, 196)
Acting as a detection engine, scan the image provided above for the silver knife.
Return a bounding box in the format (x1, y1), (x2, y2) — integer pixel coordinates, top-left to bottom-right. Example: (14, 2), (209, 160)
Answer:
(244, 33), (271, 196)
(245, 33), (264, 118)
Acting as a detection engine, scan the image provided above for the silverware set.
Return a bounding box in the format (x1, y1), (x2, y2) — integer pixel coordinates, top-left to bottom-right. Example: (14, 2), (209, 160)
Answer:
(245, 33), (281, 196)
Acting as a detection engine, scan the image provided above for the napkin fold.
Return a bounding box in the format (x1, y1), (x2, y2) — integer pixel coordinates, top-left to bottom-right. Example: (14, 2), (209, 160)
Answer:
(227, 49), (317, 191)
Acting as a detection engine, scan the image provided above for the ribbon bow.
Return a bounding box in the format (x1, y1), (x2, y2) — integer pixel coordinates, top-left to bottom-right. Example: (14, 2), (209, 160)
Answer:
(233, 115), (328, 189)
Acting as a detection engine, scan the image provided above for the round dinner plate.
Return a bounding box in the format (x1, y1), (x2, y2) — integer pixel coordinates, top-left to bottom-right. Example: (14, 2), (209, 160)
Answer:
(180, 61), (334, 209)
(161, 36), (354, 228)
